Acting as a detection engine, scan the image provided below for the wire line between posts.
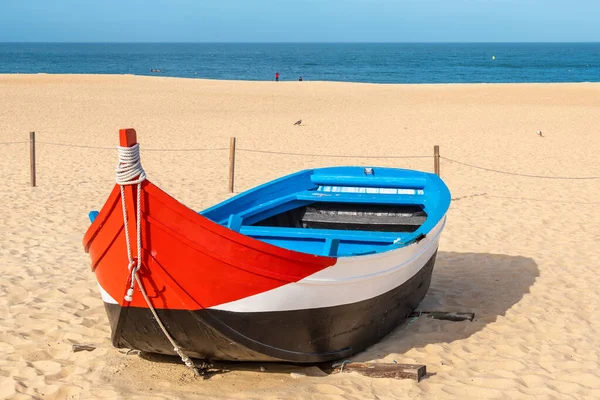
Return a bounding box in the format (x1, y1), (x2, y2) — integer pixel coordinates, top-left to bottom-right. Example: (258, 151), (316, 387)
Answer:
(227, 139), (439, 192)
(441, 156), (600, 180)
(34, 140), (228, 152)
(0, 140), (29, 145)
(12, 131), (600, 187)
(237, 147), (432, 159)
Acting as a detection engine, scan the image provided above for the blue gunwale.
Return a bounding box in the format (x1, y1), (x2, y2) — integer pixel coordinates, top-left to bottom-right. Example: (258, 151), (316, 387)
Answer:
(296, 191), (426, 206)
(200, 166), (451, 258)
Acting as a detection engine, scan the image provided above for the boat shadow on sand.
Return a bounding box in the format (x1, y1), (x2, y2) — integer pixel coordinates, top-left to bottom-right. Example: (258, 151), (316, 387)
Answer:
(137, 250), (539, 377)
(352, 250), (539, 361)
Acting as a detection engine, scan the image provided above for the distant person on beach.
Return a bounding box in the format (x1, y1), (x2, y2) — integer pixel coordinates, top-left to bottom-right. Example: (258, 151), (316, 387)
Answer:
(275, 72), (280, 82)
(299, 76), (303, 81)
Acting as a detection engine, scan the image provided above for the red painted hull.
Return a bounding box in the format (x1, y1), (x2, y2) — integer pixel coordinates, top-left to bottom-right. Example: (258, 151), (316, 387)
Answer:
(83, 181), (336, 311)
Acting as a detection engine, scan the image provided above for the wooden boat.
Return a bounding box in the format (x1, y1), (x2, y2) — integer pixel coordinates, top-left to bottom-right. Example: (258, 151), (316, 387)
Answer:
(83, 129), (451, 364)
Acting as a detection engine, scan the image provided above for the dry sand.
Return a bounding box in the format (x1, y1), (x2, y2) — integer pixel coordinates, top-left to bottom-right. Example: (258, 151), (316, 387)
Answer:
(1, 74), (599, 399)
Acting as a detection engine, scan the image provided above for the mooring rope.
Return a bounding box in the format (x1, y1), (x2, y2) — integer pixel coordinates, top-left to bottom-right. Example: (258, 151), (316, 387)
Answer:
(115, 143), (201, 377)
(133, 274), (201, 377)
(339, 360), (351, 373)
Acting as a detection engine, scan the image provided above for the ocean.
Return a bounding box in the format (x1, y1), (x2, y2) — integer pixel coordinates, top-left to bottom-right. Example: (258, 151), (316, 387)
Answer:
(0, 43), (598, 84)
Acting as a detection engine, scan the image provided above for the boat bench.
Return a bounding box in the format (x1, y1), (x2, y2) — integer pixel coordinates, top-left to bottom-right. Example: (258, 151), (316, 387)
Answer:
(237, 225), (411, 243)
(237, 226), (414, 256)
(301, 209), (426, 228)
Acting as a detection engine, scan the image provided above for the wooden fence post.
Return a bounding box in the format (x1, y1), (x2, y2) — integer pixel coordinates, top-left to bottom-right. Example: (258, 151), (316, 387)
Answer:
(229, 137), (236, 193)
(30, 131), (36, 187)
(434, 145), (440, 176)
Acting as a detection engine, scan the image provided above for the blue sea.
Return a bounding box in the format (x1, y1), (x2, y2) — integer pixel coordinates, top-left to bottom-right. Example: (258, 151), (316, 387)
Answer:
(0, 43), (598, 84)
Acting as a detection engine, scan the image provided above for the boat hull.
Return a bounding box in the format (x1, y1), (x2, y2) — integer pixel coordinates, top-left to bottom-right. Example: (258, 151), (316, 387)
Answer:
(103, 251), (437, 363)
(84, 134), (451, 365)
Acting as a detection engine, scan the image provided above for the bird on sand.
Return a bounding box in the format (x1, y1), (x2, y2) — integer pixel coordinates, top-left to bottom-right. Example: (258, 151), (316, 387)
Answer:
(537, 130), (543, 137)
(294, 119), (302, 126)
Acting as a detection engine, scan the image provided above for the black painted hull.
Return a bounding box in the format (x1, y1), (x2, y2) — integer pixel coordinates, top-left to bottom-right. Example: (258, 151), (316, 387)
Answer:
(105, 251), (437, 363)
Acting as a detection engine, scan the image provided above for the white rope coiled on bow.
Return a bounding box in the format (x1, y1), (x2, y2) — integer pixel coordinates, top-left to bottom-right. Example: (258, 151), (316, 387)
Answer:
(115, 143), (202, 378)
(115, 144), (146, 302)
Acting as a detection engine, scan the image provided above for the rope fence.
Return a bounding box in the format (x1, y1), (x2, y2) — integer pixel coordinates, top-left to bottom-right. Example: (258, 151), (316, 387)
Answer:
(2, 131), (599, 190)
(440, 156), (600, 181)
(35, 140), (229, 152)
(0, 140), (29, 145)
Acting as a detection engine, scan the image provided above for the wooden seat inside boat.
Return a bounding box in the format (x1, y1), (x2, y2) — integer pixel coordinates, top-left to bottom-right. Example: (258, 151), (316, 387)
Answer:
(237, 225), (415, 256)
(238, 225), (412, 243)
(239, 226), (416, 256)
(250, 201), (427, 232)
(299, 203), (426, 232)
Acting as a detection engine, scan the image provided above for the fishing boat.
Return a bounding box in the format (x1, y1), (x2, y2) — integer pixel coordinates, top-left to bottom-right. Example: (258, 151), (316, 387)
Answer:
(83, 129), (451, 365)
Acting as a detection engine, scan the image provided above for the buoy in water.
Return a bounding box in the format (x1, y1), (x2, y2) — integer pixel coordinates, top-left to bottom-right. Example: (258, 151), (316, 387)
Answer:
(492, 56), (496, 60)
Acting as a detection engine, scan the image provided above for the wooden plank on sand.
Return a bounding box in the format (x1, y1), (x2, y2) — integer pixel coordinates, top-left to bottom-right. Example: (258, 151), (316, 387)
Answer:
(331, 362), (426, 382)
(72, 344), (96, 353)
(410, 311), (475, 322)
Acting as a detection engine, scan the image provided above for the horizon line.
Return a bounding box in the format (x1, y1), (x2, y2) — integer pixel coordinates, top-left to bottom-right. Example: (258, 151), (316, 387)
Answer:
(1, 41), (600, 45)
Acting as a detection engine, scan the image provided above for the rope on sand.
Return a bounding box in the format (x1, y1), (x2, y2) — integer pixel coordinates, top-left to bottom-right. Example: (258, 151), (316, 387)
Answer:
(339, 360), (351, 373)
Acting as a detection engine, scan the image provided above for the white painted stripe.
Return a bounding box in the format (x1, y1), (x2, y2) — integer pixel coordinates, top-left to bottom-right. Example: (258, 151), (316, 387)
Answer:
(97, 282), (118, 304)
(317, 186), (424, 195)
(211, 216), (446, 312)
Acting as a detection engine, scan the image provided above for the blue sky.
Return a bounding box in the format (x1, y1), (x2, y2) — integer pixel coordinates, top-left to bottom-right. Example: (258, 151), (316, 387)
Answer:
(1, 0), (599, 42)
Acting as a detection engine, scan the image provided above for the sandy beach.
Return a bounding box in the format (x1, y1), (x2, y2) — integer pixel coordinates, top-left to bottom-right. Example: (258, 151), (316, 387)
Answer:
(1, 74), (599, 399)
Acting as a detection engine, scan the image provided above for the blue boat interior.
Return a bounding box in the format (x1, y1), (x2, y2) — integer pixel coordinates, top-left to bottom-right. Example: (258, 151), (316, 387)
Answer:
(200, 166), (451, 258)
(88, 167), (451, 258)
